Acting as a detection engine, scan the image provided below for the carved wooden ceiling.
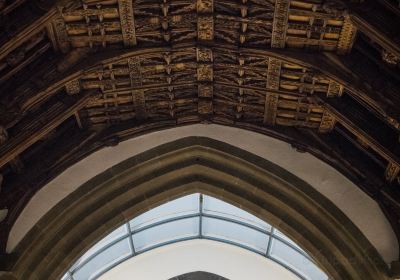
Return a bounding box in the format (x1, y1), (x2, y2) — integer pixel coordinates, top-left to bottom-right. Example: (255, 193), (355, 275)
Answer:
(0, 0), (399, 263)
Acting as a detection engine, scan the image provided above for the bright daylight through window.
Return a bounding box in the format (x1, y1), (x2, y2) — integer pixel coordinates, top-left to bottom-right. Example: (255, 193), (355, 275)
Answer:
(61, 194), (328, 280)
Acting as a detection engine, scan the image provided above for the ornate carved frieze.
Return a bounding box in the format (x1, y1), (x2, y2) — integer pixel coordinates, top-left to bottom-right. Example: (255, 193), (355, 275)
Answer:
(198, 98), (213, 115)
(263, 58), (281, 125)
(271, 0), (289, 48)
(128, 56), (146, 118)
(337, 15), (357, 55)
(65, 47), (339, 128)
(65, 79), (81, 95)
(118, 0), (137, 46)
(327, 81), (344, 97)
(197, 64), (213, 82)
(264, 93), (279, 125)
(282, 1), (356, 52)
(54, 2), (123, 48)
(267, 58), (281, 90)
(198, 16), (214, 41)
(197, 0), (213, 13)
(128, 57), (142, 86)
(197, 47), (213, 115)
(198, 84), (213, 98)
(382, 50), (400, 65)
(197, 0), (214, 41)
(319, 110), (336, 133)
(36, 0), (359, 53)
(197, 47), (213, 62)
(47, 10), (70, 53)
(385, 162), (400, 182)
(132, 89), (146, 119)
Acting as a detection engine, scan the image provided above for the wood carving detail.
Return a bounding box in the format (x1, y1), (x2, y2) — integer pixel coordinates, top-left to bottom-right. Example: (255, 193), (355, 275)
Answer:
(271, 0), (289, 48)
(385, 162), (400, 182)
(197, 0), (213, 13)
(197, 64), (213, 82)
(47, 11), (70, 53)
(197, 0), (213, 41)
(197, 47), (213, 115)
(337, 15), (357, 55)
(197, 47), (213, 62)
(2, 0), (400, 255)
(198, 84), (213, 98)
(198, 16), (214, 41)
(264, 93), (279, 125)
(267, 58), (281, 90)
(128, 57), (142, 86)
(327, 81), (344, 97)
(118, 0), (137, 46)
(319, 110), (336, 133)
(65, 79), (81, 95)
(382, 50), (400, 65)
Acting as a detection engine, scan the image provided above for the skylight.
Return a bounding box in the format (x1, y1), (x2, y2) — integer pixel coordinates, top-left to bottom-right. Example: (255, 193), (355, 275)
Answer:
(61, 194), (328, 280)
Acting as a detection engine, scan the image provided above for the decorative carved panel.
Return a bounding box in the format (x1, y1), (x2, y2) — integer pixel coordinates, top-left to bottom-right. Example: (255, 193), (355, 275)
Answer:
(337, 15), (357, 55)
(319, 110), (336, 133)
(382, 50), (400, 65)
(271, 0), (357, 53)
(385, 162), (400, 182)
(65, 79), (81, 95)
(271, 0), (289, 48)
(264, 93), (279, 125)
(47, 11), (70, 53)
(118, 0), (137, 46)
(197, 46), (213, 115)
(327, 81), (344, 97)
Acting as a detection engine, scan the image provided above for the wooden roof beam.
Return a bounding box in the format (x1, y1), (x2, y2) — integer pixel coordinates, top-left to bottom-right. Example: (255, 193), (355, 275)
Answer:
(327, 104), (400, 176)
(2, 44), (398, 133)
(348, 0), (400, 59)
(0, 9), (57, 62)
(0, 91), (96, 169)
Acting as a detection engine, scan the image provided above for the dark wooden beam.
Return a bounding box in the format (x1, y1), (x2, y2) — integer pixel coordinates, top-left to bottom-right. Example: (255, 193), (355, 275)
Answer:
(349, 0), (400, 58)
(0, 91), (95, 169)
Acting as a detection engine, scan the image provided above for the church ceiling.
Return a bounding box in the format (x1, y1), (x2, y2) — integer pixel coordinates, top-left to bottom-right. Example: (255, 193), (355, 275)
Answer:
(0, 0), (399, 261)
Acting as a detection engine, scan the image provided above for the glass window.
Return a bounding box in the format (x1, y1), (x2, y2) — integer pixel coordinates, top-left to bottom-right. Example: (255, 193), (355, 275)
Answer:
(60, 273), (70, 280)
(273, 229), (305, 254)
(202, 217), (269, 253)
(130, 194), (200, 231)
(132, 217), (199, 252)
(202, 196), (271, 231)
(72, 238), (132, 280)
(64, 193), (328, 280)
(269, 238), (328, 280)
(71, 224), (128, 270)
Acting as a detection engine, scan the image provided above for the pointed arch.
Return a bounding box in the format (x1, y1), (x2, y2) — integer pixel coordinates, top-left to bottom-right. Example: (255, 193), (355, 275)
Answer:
(5, 134), (390, 280)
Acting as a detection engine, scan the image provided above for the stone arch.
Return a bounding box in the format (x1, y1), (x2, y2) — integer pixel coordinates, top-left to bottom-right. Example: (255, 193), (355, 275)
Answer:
(5, 136), (389, 280)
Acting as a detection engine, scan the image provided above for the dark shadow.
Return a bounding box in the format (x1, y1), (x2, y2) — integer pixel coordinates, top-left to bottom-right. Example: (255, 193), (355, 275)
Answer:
(169, 271), (229, 280)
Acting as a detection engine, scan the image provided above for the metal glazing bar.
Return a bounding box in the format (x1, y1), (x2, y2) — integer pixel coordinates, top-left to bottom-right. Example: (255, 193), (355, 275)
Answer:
(199, 194), (204, 238)
(67, 195), (325, 280)
(126, 222), (136, 256)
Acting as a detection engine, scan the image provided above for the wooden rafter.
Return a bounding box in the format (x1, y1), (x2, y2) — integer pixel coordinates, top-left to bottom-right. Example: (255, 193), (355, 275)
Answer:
(0, 92), (95, 169)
